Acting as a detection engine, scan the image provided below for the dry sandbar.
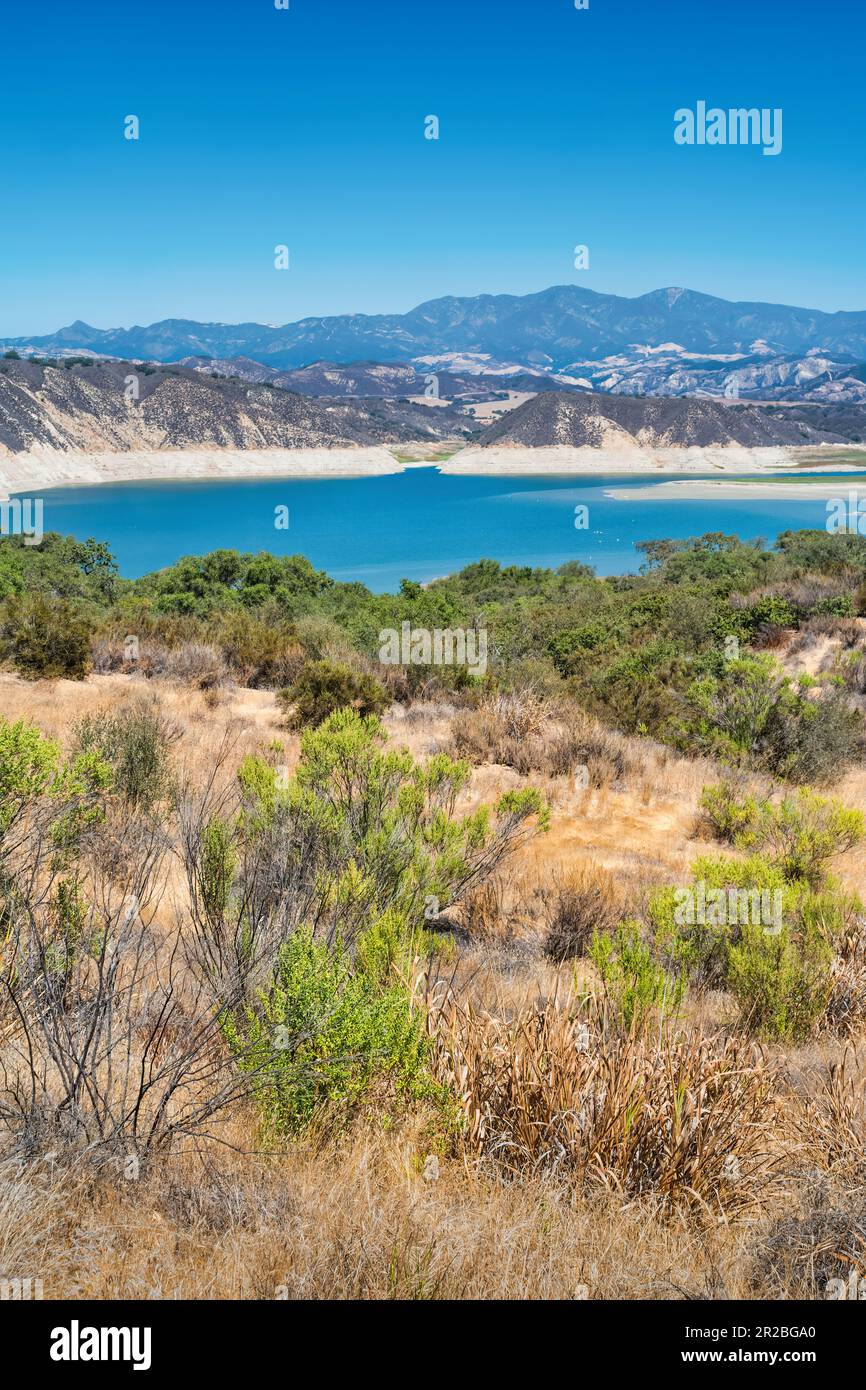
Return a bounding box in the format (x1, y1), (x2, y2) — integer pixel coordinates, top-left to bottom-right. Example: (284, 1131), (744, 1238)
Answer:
(606, 478), (866, 501)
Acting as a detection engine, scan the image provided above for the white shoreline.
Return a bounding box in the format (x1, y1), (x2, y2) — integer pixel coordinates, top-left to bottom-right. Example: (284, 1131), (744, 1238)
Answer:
(2, 442), (866, 501)
(437, 444), (866, 476)
(0, 446), (406, 500)
(606, 478), (866, 501)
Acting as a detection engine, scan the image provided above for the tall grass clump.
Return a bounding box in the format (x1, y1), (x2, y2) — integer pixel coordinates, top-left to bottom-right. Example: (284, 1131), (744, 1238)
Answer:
(430, 995), (776, 1213)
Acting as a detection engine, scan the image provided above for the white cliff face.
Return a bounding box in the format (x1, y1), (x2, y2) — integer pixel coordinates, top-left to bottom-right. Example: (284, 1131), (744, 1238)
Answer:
(0, 446), (406, 501)
(560, 346), (866, 403)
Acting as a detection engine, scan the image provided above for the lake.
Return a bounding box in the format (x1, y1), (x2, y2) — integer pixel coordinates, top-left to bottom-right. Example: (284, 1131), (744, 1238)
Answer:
(23, 468), (864, 591)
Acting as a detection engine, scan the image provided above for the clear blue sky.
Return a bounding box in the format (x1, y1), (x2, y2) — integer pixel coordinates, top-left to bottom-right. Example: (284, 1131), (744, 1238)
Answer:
(1, 0), (863, 335)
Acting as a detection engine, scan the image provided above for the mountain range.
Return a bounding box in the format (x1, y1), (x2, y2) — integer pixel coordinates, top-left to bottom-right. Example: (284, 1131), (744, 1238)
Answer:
(1, 357), (862, 458)
(6, 285), (866, 373)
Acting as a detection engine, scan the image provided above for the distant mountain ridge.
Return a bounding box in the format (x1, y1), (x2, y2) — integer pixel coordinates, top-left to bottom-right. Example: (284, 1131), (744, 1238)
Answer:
(6, 284), (866, 370)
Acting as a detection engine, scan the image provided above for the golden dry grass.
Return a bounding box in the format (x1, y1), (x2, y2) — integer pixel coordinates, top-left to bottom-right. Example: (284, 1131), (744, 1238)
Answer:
(1, 669), (865, 1301)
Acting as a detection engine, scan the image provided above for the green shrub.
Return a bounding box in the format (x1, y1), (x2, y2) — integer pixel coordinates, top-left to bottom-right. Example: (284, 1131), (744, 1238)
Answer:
(0, 594), (93, 679)
(761, 685), (862, 785)
(677, 658), (861, 784)
(184, 709), (548, 997)
(278, 660), (390, 729)
(651, 849), (861, 1039)
(699, 782), (761, 844)
(727, 917), (834, 1042)
(0, 718), (109, 873)
(810, 595), (854, 619)
(679, 655), (780, 761)
(736, 789), (865, 887)
(651, 854), (791, 988)
(73, 699), (180, 811)
(207, 607), (304, 687)
(747, 595), (797, 632)
(589, 921), (685, 1029)
(227, 928), (432, 1135)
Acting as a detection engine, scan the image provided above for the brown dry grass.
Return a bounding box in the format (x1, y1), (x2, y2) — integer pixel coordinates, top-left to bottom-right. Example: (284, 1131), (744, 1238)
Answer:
(0, 1120), (764, 1300)
(2, 670), (866, 1301)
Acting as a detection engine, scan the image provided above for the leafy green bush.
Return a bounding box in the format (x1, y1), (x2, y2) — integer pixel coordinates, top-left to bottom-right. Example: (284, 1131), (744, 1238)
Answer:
(184, 709), (548, 997)
(810, 595), (854, 619)
(206, 607), (304, 687)
(651, 854), (791, 988)
(747, 594), (797, 632)
(679, 655), (780, 761)
(589, 921), (685, 1029)
(761, 685), (862, 784)
(0, 718), (109, 879)
(650, 849), (862, 1039)
(699, 782), (761, 844)
(0, 594), (93, 679)
(727, 916), (833, 1042)
(278, 660), (390, 729)
(736, 789), (865, 887)
(227, 928), (432, 1135)
(677, 657), (861, 784)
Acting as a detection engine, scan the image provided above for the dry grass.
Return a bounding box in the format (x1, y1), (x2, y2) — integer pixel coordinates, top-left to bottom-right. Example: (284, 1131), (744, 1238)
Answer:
(754, 1180), (866, 1299)
(1, 670), (866, 1300)
(450, 693), (632, 786)
(542, 862), (624, 963)
(429, 994), (780, 1216)
(0, 1110), (795, 1300)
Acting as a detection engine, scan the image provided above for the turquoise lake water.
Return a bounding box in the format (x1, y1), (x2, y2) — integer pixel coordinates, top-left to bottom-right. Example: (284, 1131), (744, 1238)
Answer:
(24, 468), (865, 592)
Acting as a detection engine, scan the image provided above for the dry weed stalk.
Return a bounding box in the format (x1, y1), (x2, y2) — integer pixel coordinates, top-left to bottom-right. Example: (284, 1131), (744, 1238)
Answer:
(428, 991), (779, 1214)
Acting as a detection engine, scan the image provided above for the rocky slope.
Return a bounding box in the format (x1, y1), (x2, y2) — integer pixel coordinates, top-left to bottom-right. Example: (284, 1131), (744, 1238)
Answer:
(477, 392), (851, 450)
(0, 360), (472, 456)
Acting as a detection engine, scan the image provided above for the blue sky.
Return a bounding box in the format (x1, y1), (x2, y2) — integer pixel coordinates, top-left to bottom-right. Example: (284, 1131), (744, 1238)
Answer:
(1, 0), (863, 335)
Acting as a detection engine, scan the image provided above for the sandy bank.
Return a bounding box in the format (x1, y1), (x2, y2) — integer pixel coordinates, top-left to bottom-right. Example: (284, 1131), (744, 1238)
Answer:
(606, 478), (866, 501)
(438, 444), (866, 476)
(0, 446), (405, 498)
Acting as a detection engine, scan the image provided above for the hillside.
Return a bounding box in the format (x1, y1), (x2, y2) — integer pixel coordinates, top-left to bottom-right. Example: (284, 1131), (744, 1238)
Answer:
(0, 359), (472, 456)
(477, 390), (850, 449)
(1, 529), (866, 1302)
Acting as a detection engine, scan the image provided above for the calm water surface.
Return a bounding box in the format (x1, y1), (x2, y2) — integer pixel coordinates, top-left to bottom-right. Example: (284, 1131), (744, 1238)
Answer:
(23, 468), (864, 592)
